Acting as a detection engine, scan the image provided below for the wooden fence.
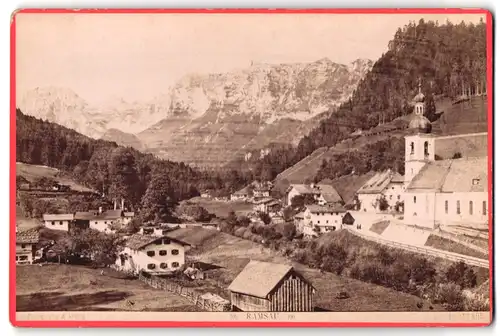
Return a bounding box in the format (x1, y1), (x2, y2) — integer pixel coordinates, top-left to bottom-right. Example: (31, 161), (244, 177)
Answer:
(347, 228), (489, 269)
(138, 273), (231, 312)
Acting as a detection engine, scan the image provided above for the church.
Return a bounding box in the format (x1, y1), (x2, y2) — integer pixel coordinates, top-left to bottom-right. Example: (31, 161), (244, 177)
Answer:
(402, 83), (489, 229)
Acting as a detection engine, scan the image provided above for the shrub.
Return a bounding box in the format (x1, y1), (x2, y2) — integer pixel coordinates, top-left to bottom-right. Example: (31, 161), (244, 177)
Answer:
(445, 261), (477, 289)
(436, 283), (465, 311)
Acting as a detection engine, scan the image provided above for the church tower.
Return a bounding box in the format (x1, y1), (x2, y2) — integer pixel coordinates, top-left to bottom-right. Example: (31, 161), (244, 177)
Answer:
(404, 79), (435, 186)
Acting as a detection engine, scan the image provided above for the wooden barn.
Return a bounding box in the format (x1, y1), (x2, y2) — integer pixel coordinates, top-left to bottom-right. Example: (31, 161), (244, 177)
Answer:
(228, 260), (316, 312)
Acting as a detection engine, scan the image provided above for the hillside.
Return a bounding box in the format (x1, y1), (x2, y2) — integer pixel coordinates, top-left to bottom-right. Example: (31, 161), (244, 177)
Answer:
(16, 162), (94, 193)
(137, 58), (373, 168)
(15, 110), (240, 214)
(244, 19), (487, 184)
(100, 128), (144, 150)
(171, 227), (440, 311)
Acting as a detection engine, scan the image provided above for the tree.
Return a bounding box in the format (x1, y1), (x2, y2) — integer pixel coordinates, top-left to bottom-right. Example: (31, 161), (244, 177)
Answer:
(282, 222), (297, 241)
(291, 194), (316, 209)
(125, 217), (143, 234)
(378, 196), (390, 211)
(178, 204), (212, 222)
(237, 216), (251, 227)
(445, 261), (477, 289)
(140, 172), (177, 224)
(259, 212), (272, 225)
(108, 147), (141, 208)
(72, 228), (125, 267)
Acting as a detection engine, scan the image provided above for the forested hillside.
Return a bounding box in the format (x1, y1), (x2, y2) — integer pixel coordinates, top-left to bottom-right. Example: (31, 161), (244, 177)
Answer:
(16, 109), (251, 220)
(245, 19), (487, 182)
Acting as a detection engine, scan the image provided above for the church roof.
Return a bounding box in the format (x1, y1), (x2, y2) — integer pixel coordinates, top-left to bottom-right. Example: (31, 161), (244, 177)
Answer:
(408, 114), (432, 133)
(407, 157), (488, 193)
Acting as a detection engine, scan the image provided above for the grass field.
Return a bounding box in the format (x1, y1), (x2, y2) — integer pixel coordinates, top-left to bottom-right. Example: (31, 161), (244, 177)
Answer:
(16, 264), (200, 312)
(16, 162), (94, 193)
(182, 197), (254, 218)
(177, 227), (440, 312)
(425, 235), (489, 260)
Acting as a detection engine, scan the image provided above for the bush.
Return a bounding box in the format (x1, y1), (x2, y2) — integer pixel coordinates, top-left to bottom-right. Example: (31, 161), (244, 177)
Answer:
(445, 261), (477, 289)
(436, 283), (465, 311)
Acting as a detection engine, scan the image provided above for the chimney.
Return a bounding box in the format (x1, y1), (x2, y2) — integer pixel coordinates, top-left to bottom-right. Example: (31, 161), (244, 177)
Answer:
(98, 206), (103, 214)
(121, 198), (125, 211)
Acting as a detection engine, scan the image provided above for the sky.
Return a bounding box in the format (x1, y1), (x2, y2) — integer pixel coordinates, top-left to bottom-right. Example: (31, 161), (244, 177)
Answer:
(15, 13), (485, 105)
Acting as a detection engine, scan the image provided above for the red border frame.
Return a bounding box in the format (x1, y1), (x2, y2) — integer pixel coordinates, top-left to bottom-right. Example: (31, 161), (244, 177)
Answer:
(9, 8), (494, 328)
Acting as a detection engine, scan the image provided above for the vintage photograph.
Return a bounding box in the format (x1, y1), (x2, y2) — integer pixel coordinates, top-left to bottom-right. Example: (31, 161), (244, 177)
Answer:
(12, 10), (491, 325)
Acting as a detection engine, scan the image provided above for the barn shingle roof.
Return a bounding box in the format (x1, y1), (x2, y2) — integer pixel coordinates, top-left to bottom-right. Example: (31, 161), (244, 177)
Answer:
(228, 260), (314, 299)
(43, 214), (74, 221)
(357, 169), (403, 194)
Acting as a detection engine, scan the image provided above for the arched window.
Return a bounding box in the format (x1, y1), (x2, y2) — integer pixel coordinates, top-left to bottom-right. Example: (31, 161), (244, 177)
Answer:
(413, 196), (417, 203)
(444, 200), (448, 214)
(457, 201), (461, 215)
(483, 201), (487, 215)
(469, 201), (473, 215)
(424, 141), (429, 157)
(410, 142), (415, 154)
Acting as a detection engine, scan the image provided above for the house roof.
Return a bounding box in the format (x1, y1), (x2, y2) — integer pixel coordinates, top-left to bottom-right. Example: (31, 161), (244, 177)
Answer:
(94, 210), (123, 220)
(407, 157), (488, 193)
(288, 184), (322, 195)
(124, 233), (191, 250)
(43, 213), (74, 221)
(16, 227), (39, 244)
(317, 184), (343, 204)
(228, 260), (314, 298)
(124, 212), (135, 217)
(74, 211), (98, 220)
(357, 169), (403, 194)
(306, 204), (346, 214)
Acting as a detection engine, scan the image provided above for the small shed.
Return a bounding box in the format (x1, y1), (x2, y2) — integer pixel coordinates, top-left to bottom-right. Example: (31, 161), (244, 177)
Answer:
(228, 260), (316, 312)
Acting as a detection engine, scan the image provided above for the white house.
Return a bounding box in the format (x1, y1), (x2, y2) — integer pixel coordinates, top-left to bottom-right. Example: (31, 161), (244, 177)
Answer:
(16, 227), (40, 265)
(286, 184), (343, 207)
(402, 82), (489, 229)
(356, 169), (405, 213)
(300, 205), (350, 237)
(115, 234), (191, 275)
(231, 186), (252, 201)
(42, 213), (74, 231)
(89, 210), (126, 233)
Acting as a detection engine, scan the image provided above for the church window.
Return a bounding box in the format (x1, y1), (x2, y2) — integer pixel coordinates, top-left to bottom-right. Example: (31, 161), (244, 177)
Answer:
(444, 201), (448, 214)
(410, 142), (415, 154)
(483, 201), (487, 216)
(469, 201), (474, 215)
(413, 196), (416, 203)
(456, 201), (461, 215)
(424, 141), (429, 157)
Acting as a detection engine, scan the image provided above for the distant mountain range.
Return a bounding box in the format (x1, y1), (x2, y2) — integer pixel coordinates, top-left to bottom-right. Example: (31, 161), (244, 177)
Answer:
(17, 58), (373, 167)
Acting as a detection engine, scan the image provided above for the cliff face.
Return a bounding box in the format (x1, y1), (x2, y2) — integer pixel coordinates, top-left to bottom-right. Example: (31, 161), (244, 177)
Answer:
(18, 58), (373, 168)
(139, 58), (373, 167)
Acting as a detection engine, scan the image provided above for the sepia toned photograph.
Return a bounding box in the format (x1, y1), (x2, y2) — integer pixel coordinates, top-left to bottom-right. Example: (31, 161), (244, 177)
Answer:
(11, 9), (492, 327)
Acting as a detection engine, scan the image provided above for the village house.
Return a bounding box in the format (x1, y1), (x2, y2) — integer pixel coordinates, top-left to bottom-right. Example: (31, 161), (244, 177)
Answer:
(42, 213), (74, 232)
(230, 186), (252, 201)
(356, 169), (405, 213)
(402, 82), (489, 229)
(228, 260), (316, 312)
(253, 198), (282, 216)
(286, 183), (343, 207)
(299, 204), (353, 237)
(73, 210), (99, 230)
(253, 185), (271, 199)
(115, 234), (191, 275)
(89, 209), (128, 233)
(16, 227), (40, 265)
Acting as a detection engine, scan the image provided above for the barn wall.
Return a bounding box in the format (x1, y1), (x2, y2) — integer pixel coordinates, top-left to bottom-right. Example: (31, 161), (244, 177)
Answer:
(230, 292), (270, 312)
(269, 272), (314, 312)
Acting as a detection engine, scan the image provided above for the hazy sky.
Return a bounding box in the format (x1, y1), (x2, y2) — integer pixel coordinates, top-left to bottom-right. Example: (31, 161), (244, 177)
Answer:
(16, 13), (485, 105)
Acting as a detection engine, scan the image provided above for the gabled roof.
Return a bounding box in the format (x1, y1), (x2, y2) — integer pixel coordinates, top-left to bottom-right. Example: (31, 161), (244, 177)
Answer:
(407, 157), (488, 193)
(74, 211), (99, 220)
(254, 197), (276, 205)
(124, 233), (191, 250)
(43, 214), (74, 221)
(228, 260), (314, 299)
(305, 204), (346, 214)
(357, 169), (403, 194)
(94, 210), (123, 220)
(16, 227), (39, 244)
